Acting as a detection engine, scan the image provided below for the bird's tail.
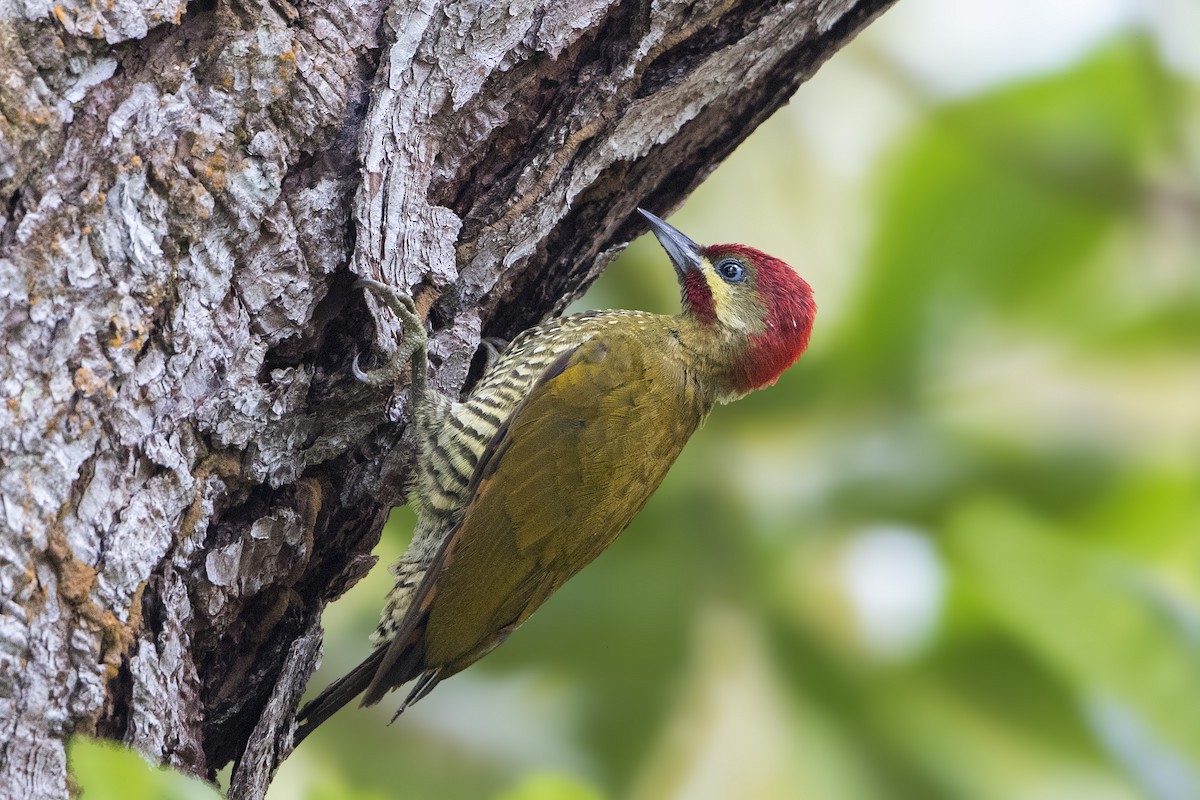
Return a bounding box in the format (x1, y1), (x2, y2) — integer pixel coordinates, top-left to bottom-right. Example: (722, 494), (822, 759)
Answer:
(293, 648), (386, 745)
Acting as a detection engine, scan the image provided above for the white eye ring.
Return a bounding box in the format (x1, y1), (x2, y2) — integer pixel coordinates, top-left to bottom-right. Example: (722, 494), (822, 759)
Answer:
(716, 259), (746, 283)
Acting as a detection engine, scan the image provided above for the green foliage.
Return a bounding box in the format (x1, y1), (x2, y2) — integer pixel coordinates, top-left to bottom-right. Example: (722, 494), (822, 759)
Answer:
(496, 773), (607, 800)
(952, 498), (1200, 768)
(70, 737), (220, 800)
(832, 37), (1181, 404)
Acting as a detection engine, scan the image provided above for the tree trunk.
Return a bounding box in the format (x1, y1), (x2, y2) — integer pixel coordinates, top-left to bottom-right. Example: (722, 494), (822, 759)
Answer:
(0, 0), (894, 796)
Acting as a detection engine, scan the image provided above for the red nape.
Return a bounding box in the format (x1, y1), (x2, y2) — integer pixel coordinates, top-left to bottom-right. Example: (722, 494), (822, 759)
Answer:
(706, 244), (817, 393)
(683, 269), (715, 321)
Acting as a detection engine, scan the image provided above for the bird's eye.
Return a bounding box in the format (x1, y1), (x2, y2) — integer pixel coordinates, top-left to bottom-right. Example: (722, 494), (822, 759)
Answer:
(716, 259), (746, 283)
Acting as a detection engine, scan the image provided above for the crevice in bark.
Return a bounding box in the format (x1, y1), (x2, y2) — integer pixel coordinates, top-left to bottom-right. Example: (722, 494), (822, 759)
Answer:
(434, 0), (644, 233)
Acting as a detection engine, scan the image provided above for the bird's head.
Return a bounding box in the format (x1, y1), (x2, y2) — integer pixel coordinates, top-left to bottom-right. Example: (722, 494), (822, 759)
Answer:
(639, 208), (816, 394)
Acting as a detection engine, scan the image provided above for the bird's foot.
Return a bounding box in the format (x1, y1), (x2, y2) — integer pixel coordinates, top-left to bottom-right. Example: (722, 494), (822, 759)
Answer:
(353, 278), (428, 387)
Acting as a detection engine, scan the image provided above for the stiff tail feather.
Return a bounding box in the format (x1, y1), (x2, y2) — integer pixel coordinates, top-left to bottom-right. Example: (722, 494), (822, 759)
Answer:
(293, 649), (385, 744)
(294, 633), (431, 744)
(389, 668), (443, 723)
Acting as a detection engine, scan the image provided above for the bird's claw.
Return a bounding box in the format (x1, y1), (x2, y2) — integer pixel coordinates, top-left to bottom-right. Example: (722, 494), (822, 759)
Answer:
(353, 277), (428, 388)
(351, 350), (398, 386)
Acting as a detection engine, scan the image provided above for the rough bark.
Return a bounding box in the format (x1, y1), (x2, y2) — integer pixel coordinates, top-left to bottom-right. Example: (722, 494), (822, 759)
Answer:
(0, 0), (895, 796)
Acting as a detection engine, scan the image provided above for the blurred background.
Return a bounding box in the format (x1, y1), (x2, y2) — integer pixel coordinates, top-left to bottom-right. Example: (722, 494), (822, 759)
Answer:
(73, 0), (1200, 797)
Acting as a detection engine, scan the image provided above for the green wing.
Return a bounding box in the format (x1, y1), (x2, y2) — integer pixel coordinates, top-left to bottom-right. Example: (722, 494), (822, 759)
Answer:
(303, 329), (709, 730)
(372, 330), (707, 699)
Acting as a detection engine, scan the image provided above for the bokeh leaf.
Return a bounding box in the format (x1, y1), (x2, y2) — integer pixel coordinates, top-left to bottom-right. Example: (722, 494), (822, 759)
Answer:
(70, 737), (220, 800)
(950, 497), (1200, 793)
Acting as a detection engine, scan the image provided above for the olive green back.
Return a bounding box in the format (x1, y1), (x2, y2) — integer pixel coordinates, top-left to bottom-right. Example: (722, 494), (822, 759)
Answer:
(423, 327), (710, 672)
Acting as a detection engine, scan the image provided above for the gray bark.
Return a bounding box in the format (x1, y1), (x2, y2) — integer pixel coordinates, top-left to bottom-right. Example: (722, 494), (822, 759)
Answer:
(0, 0), (895, 796)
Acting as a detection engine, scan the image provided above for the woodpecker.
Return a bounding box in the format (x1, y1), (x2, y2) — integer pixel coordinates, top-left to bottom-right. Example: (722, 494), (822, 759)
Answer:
(294, 209), (816, 741)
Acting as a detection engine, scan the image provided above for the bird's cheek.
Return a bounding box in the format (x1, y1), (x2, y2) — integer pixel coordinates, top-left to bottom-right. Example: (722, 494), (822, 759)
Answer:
(721, 303), (766, 336)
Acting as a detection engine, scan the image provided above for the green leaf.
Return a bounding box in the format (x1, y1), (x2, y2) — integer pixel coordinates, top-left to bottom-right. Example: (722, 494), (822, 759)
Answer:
(69, 736), (220, 800)
(828, 37), (1180, 404)
(495, 772), (606, 800)
(949, 498), (1200, 781)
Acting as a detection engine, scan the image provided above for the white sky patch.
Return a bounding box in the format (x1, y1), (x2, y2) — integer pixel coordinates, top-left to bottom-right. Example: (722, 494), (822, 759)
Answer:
(839, 526), (946, 660)
(1148, 0), (1200, 77)
(785, 53), (917, 181)
(784, 0), (1198, 181)
(870, 0), (1139, 98)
